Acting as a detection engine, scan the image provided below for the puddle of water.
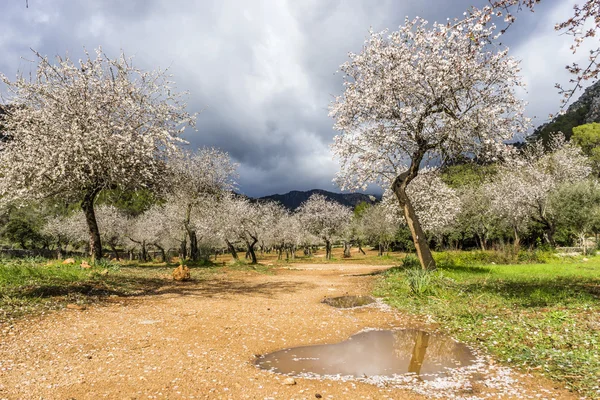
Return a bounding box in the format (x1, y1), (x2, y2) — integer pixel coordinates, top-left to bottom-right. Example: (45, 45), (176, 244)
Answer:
(322, 295), (375, 308)
(255, 329), (475, 380)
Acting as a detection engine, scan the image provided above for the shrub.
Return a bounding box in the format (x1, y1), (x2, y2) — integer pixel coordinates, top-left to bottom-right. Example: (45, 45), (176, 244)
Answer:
(401, 254), (421, 269)
(405, 267), (432, 296)
(94, 258), (121, 271)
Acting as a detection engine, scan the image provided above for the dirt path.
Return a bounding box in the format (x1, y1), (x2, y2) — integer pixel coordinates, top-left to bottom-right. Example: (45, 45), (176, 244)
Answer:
(0, 264), (576, 400)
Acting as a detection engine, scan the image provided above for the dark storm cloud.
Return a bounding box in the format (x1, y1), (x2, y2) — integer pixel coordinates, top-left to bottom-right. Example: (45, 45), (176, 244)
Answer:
(0, 0), (580, 197)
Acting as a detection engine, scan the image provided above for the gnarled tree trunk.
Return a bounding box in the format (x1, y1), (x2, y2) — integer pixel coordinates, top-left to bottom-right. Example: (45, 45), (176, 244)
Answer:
(187, 229), (199, 261)
(246, 237), (258, 264)
(154, 243), (166, 262)
(226, 239), (238, 260)
(81, 187), (102, 262)
(110, 243), (120, 260)
(179, 236), (187, 261)
(343, 241), (352, 258)
(392, 157), (436, 270)
(325, 240), (332, 260)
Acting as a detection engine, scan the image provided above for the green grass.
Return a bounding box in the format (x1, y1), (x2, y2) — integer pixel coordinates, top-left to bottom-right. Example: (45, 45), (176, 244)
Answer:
(375, 252), (600, 398)
(0, 257), (220, 323)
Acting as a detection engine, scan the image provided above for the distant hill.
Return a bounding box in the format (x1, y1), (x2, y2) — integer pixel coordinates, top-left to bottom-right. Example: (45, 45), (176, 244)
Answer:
(529, 80), (600, 145)
(259, 189), (380, 211)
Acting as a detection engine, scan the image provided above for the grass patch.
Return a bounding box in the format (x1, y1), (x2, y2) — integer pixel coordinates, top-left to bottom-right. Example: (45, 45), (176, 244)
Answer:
(375, 255), (600, 398)
(0, 257), (219, 323)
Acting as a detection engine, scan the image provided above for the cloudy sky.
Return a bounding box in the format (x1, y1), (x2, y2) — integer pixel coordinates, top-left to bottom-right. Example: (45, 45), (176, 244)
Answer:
(0, 0), (592, 197)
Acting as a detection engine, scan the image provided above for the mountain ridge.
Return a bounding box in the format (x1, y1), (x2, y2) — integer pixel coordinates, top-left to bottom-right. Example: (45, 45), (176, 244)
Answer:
(529, 80), (600, 144)
(258, 189), (380, 210)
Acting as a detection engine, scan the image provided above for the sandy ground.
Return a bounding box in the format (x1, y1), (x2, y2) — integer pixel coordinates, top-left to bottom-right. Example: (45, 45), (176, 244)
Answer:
(0, 264), (577, 400)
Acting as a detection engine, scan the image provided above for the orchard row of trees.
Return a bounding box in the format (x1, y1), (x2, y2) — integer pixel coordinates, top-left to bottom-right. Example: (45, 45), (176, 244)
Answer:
(1, 1), (599, 269)
(2, 130), (598, 263)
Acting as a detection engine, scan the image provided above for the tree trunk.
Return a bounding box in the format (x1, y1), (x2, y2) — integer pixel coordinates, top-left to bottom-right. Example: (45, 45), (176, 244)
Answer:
(358, 244), (366, 255)
(56, 240), (63, 260)
(393, 173), (436, 270)
(513, 227), (520, 252)
(291, 245), (296, 260)
(154, 244), (166, 263)
(141, 240), (147, 261)
(343, 241), (352, 258)
(476, 233), (486, 251)
(81, 187), (103, 262)
(226, 239), (238, 260)
(246, 238), (258, 264)
(179, 236), (187, 261)
(110, 243), (120, 260)
(187, 229), (199, 261)
(580, 231), (587, 255)
(325, 240), (332, 260)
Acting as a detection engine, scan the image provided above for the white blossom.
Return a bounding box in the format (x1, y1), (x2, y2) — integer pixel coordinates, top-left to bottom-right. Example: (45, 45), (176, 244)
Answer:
(297, 194), (352, 260)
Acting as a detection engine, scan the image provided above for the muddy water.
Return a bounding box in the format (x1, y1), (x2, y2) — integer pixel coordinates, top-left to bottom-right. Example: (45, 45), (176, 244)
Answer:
(322, 295), (375, 308)
(255, 330), (475, 380)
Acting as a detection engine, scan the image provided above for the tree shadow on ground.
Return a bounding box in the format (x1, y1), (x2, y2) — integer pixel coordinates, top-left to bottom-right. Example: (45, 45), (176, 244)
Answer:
(461, 277), (600, 308)
(437, 263), (492, 275)
(7, 275), (315, 303)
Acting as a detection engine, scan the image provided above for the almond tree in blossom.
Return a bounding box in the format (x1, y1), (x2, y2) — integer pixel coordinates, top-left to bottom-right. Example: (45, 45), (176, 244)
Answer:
(297, 194), (352, 260)
(0, 48), (195, 260)
(456, 185), (499, 251)
(470, 0), (600, 105)
(42, 212), (87, 258)
(489, 134), (591, 247)
(330, 17), (528, 269)
(168, 148), (237, 261)
(360, 203), (399, 256)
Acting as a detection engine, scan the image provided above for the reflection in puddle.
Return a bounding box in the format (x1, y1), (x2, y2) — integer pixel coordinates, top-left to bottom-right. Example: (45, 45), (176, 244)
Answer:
(255, 330), (475, 380)
(322, 295), (375, 308)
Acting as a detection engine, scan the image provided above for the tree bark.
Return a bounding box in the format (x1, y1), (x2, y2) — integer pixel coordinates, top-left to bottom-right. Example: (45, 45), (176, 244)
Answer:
(246, 238), (258, 264)
(154, 244), (166, 263)
(81, 187), (103, 262)
(179, 236), (187, 261)
(187, 229), (199, 261)
(325, 240), (332, 260)
(475, 233), (485, 251)
(140, 240), (147, 261)
(343, 241), (352, 258)
(358, 244), (366, 255)
(392, 159), (435, 270)
(226, 239), (238, 260)
(109, 243), (120, 260)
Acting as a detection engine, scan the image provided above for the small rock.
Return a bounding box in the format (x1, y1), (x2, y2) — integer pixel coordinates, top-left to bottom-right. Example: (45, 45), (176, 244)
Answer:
(282, 378), (296, 385)
(66, 304), (86, 311)
(62, 258), (76, 265)
(583, 257), (589, 261)
(80, 261), (92, 269)
(172, 265), (191, 281)
(315, 394), (322, 399)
